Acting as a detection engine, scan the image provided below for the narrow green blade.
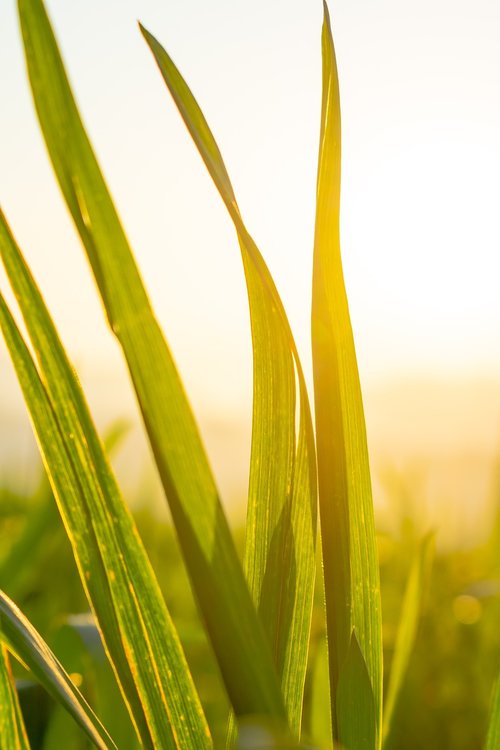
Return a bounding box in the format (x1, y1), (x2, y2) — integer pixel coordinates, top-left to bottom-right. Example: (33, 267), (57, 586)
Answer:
(0, 643), (30, 750)
(383, 534), (434, 745)
(0, 212), (210, 750)
(312, 3), (382, 746)
(336, 633), (376, 750)
(140, 24), (317, 735)
(486, 675), (500, 750)
(17, 0), (286, 721)
(0, 590), (113, 750)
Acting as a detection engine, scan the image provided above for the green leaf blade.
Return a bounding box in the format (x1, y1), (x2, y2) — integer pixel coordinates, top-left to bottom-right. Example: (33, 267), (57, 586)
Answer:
(336, 633), (376, 750)
(17, 0), (287, 723)
(0, 590), (114, 750)
(0, 213), (210, 750)
(312, 3), (382, 745)
(0, 643), (31, 750)
(140, 25), (317, 735)
(383, 534), (434, 745)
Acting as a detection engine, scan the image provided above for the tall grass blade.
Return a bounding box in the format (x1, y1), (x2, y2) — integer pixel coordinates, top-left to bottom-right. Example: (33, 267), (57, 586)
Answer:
(336, 633), (376, 750)
(485, 675), (500, 750)
(17, 0), (286, 721)
(312, 3), (382, 746)
(0, 211), (211, 750)
(0, 590), (114, 750)
(383, 534), (434, 745)
(0, 643), (30, 750)
(140, 24), (317, 735)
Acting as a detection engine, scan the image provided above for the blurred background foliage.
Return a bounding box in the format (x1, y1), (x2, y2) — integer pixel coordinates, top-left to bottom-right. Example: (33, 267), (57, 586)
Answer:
(1, 438), (500, 750)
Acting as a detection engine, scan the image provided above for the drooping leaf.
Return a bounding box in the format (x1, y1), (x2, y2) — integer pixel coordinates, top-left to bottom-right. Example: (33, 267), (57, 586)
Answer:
(312, 3), (382, 745)
(383, 534), (434, 746)
(0, 212), (210, 750)
(0, 590), (111, 750)
(17, 0), (286, 722)
(336, 633), (376, 750)
(485, 674), (500, 750)
(140, 24), (317, 737)
(0, 642), (30, 750)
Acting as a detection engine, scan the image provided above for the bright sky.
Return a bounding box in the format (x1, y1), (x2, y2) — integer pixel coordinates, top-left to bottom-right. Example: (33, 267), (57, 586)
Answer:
(2, 0), (500, 413)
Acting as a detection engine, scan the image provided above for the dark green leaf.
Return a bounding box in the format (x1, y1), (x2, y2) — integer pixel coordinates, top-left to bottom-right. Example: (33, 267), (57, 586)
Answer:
(383, 534), (434, 745)
(0, 590), (111, 750)
(336, 633), (376, 750)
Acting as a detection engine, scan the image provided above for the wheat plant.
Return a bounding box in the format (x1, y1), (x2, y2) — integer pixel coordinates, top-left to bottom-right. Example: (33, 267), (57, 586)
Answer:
(1, 1), (499, 749)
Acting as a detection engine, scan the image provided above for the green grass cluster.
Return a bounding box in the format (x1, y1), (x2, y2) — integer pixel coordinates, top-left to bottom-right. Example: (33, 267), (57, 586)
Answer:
(0, 1), (499, 749)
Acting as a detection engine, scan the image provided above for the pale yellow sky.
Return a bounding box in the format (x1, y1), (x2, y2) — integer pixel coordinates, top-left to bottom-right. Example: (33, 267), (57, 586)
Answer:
(1, 1), (500, 539)
(2, 1), (500, 401)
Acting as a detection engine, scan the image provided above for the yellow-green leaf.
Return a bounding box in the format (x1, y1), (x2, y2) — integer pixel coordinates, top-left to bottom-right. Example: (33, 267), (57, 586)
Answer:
(312, 3), (382, 745)
(0, 642), (30, 750)
(17, 0), (286, 721)
(309, 638), (332, 749)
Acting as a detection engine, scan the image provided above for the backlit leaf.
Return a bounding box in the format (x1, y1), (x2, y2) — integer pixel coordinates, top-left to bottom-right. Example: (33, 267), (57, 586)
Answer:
(17, 0), (286, 722)
(312, 3), (382, 745)
(0, 642), (30, 750)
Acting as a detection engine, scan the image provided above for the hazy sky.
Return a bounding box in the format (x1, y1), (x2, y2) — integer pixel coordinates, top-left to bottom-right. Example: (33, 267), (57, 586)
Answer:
(2, 0), (500, 417)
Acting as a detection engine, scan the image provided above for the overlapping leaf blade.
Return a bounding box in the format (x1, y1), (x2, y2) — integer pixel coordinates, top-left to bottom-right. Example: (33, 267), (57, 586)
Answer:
(0, 641), (30, 750)
(312, 3), (382, 746)
(0, 211), (210, 749)
(336, 634), (376, 750)
(17, 0), (286, 723)
(0, 590), (114, 750)
(383, 534), (434, 745)
(140, 25), (317, 735)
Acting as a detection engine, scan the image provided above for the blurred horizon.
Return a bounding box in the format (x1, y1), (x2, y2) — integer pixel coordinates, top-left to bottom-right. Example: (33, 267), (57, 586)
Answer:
(2, 362), (499, 549)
